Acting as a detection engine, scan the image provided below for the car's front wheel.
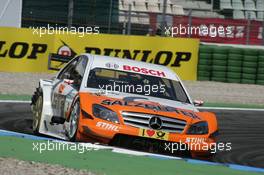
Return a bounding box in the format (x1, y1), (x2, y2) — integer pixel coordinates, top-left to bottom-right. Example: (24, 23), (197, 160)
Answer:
(31, 87), (43, 135)
(68, 100), (80, 141)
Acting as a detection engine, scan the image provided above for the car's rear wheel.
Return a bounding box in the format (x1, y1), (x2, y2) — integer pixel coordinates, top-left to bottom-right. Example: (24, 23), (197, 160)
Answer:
(31, 87), (43, 134)
(68, 100), (80, 141)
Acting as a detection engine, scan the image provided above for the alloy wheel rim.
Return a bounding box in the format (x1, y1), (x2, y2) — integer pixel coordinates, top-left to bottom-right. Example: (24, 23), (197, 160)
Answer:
(69, 102), (79, 138)
(33, 96), (43, 131)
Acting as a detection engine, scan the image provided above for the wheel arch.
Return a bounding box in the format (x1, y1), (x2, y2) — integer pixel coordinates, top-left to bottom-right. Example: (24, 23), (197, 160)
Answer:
(65, 93), (80, 122)
(33, 79), (54, 135)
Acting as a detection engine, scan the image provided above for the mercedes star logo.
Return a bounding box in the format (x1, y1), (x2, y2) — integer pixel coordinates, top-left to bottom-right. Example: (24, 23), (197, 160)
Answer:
(149, 116), (163, 130)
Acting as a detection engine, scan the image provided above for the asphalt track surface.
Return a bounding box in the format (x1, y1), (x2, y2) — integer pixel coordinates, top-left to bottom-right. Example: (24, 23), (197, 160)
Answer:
(0, 102), (264, 168)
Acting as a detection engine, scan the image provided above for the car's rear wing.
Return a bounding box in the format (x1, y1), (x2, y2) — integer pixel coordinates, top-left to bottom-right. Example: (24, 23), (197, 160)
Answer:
(48, 53), (74, 71)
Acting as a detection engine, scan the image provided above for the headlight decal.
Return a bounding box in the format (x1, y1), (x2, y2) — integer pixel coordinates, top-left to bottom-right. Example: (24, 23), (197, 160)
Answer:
(92, 104), (119, 123)
(187, 121), (208, 135)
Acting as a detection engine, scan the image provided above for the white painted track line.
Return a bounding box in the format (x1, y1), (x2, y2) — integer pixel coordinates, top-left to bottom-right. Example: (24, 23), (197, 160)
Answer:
(198, 107), (264, 111)
(0, 100), (264, 111)
(0, 100), (31, 103)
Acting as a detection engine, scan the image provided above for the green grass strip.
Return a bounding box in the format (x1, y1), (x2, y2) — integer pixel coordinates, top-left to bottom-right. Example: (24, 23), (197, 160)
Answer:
(0, 136), (259, 175)
(0, 94), (31, 101)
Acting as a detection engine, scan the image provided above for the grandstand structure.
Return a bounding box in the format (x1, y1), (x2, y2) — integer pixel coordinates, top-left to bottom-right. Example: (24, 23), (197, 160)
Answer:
(21, 0), (264, 44)
(118, 0), (264, 25)
(220, 0), (264, 20)
(119, 0), (219, 24)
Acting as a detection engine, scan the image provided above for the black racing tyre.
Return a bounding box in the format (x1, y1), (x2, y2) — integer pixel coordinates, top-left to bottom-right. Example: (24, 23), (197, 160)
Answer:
(229, 48), (243, 54)
(198, 71), (211, 77)
(211, 77), (227, 82)
(242, 73), (256, 80)
(212, 71), (226, 78)
(244, 49), (258, 56)
(227, 72), (241, 79)
(213, 53), (228, 60)
(242, 61), (258, 68)
(228, 60), (242, 67)
(258, 56), (264, 62)
(213, 60), (227, 66)
(68, 99), (80, 142)
(198, 65), (211, 71)
(242, 67), (257, 74)
(256, 80), (264, 85)
(198, 76), (211, 81)
(241, 79), (256, 84)
(258, 68), (264, 74)
(199, 59), (212, 65)
(228, 54), (243, 61)
(227, 78), (241, 83)
(213, 46), (229, 54)
(31, 87), (43, 135)
(257, 74), (264, 80)
(199, 53), (211, 59)
(199, 45), (213, 53)
(243, 55), (258, 62)
(212, 65), (227, 72)
(227, 66), (242, 73)
(258, 61), (264, 68)
(258, 49), (264, 54)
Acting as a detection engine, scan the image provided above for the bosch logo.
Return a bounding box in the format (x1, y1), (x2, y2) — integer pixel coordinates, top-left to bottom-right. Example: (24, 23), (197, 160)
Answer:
(149, 116), (163, 130)
(123, 65), (166, 77)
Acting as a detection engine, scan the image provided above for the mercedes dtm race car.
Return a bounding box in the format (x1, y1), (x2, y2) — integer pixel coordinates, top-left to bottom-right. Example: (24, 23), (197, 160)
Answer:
(31, 54), (218, 158)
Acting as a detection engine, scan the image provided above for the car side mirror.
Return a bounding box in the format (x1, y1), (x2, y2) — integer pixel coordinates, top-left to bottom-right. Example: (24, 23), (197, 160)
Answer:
(193, 100), (204, 106)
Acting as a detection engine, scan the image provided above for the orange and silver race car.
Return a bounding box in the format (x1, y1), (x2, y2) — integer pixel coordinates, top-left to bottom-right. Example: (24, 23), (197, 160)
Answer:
(31, 53), (218, 158)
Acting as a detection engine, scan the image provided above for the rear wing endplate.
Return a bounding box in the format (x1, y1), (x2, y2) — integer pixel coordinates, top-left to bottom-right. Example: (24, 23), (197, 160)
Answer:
(48, 53), (74, 71)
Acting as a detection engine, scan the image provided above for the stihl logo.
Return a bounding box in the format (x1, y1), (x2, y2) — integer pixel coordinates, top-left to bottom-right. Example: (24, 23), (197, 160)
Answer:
(123, 65), (166, 77)
(96, 122), (119, 132)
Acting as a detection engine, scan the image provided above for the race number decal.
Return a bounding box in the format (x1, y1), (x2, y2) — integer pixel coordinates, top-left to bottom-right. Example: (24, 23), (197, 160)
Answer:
(139, 129), (169, 141)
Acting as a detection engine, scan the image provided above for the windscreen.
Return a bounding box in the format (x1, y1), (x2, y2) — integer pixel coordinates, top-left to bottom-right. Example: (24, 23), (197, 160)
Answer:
(87, 68), (190, 103)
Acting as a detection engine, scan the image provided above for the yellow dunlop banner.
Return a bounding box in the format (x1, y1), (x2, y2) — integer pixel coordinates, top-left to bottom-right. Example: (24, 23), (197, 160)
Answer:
(0, 27), (199, 80)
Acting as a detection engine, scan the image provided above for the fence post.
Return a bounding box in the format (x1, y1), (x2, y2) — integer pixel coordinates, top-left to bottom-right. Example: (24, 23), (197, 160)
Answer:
(188, 9), (192, 38)
(127, 2), (132, 35)
(122, 18), (126, 34)
(246, 13), (251, 45)
(67, 0), (74, 28)
(107, 0), (113, 33)
(262, 13), (264, 45)
(161, 0), (167, 36)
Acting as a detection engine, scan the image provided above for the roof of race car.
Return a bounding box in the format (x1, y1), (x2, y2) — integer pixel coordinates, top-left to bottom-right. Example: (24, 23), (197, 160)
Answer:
(81, 53), (180, 81)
